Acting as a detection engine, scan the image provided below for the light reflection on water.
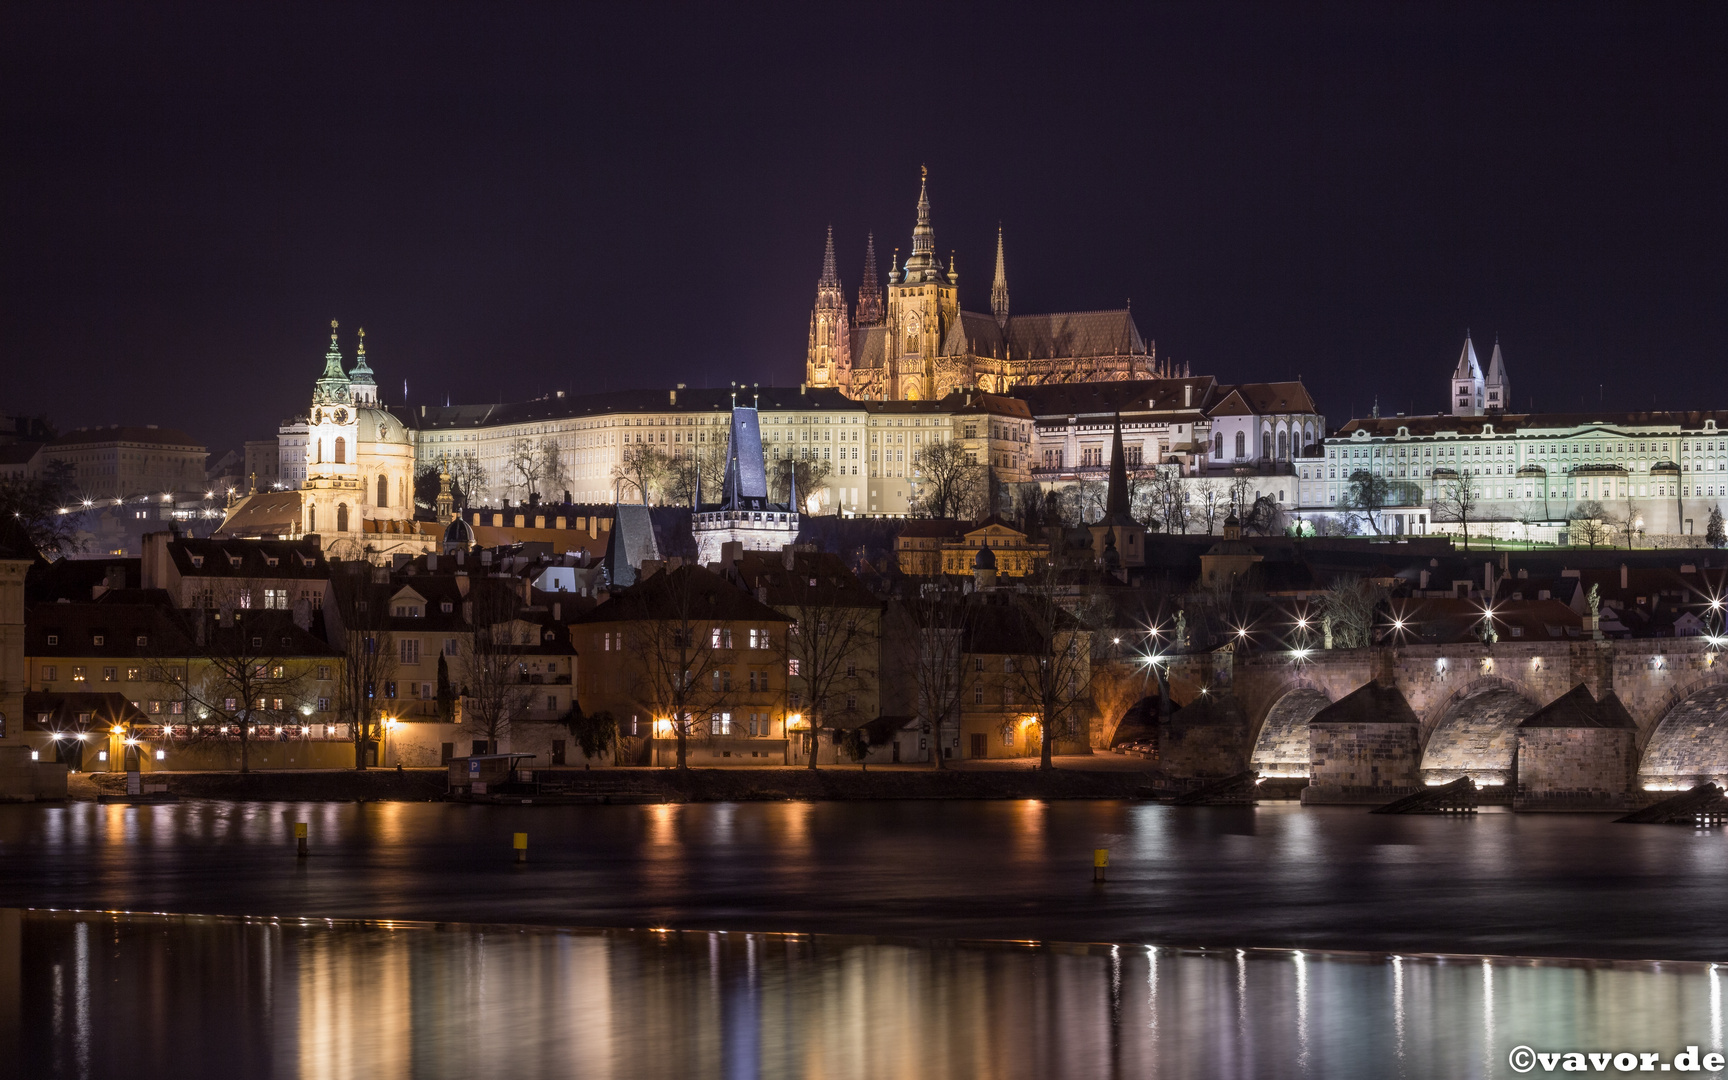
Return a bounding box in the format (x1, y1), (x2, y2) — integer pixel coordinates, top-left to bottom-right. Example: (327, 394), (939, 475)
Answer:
(11, 909), (1728, 1080)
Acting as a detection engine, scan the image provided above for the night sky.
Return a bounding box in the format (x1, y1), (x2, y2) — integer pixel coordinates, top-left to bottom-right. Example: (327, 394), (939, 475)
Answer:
(4, 4), (1725, 455)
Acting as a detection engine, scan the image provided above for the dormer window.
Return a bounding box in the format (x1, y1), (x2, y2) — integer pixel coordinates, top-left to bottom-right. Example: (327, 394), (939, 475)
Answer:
(46, 634), (58, 646)
(190, 556), (204, 568)
(441, 602), (453, 614)
(265, 557), (279, 568)
(93, 634), (105, 646)
(136, 635), (148, 647)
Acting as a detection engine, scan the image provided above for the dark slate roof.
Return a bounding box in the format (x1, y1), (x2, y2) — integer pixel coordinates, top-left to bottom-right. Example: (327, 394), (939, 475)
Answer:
(604, 504), (661, 588)
(1520, 683), (1637, 729)
(1014, 378), (1218, 420)
(727, 550), (881, 609)
(49, 425), (205, 448)
(392, 385), (858, 431)
(165, 537), (328, 579)
(1336, 410), (1728, 438)
(573, 564), (790, 625)
(1309, 681), (1419, 725)
(721, 407), (770, 503)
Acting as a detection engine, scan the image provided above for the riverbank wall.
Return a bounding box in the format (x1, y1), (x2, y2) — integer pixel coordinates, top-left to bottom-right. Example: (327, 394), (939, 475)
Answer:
(77, 765), (1164, 803)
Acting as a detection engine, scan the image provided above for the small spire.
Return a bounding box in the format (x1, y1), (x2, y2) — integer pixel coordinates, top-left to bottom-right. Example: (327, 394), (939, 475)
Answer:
(819, 225), (839, 287)
(905, 167), (936, 277)
(1105, 413), (1130, 522)
(856, 232), (883, 325)
(990, 225), (1010, 328)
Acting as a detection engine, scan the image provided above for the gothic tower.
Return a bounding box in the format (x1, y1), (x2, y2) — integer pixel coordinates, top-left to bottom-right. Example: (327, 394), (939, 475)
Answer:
(884, 167), (959, 400)
(990, 225), (1010, 329)
(1450, 333), (1485, 417)
(856, 232), (883, 326)
(805, 226), (851, 389)
(1484, 337), (1510, 412)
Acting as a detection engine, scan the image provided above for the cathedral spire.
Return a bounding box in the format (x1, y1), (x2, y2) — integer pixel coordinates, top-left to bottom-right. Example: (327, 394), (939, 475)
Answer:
(819, 225), (839, 288)
(904, 165), (939, 280)
(856, 232), (883, 325)
(1105, 412), (1131, 522)
(991, 225), (1010, 328)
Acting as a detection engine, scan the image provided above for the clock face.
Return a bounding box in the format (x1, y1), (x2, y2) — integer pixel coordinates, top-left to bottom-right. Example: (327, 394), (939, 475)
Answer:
(311, 409), (322, 425)
(333, 408), (349, 425)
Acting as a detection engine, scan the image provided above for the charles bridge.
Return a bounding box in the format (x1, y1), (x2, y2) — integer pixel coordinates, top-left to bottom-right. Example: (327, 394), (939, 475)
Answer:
(1107, 638), (1728, 810)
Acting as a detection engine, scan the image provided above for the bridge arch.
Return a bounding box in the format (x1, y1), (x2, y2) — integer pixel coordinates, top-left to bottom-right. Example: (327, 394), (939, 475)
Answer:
(1418, 679), (1538, 788)
(1248, 686), (1332, 778)
(1637, 680), (1728, 791)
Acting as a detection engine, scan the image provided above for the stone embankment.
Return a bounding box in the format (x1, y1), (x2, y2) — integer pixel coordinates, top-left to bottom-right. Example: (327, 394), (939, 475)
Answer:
(78, 765), (1162, 803)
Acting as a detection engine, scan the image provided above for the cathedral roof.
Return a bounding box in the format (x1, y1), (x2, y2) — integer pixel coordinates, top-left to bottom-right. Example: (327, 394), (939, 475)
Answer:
(1207, 382), (1319, 417)
(1485, 339), (1508, 386)
(946, 308), (1146, 360)
(850, 325), (888, 370)
(215, 490), (304, 539)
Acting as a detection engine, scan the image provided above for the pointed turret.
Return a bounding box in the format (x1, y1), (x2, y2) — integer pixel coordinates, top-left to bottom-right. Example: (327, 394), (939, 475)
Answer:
(348, 327), (378, 406)
(856, 233), (883, 325)
(1105, 412), (1131, 523)
(990, 225), (1010, 328)
(819, 225), (840, 289)
(313, 320), (350, 405)
(1450, 332), (1486, 417)
(1484, 336), (1510, 412)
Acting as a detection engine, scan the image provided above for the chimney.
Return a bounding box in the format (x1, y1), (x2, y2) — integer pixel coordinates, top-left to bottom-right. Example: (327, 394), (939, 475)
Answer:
(1184, 383), (1192, 408)
(1419, 569), (1430, 590)
(553, 601), (561, 621)
(1620, 563), (1628, 590)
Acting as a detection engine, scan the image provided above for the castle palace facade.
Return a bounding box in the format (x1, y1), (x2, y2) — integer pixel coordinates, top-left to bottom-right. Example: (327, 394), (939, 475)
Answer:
(805, 170), (1174, 402)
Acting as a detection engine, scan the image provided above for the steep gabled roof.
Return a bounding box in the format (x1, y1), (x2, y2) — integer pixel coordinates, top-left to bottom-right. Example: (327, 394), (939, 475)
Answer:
(574, 564), (791, 624)
(1453, 336), (1482, 380)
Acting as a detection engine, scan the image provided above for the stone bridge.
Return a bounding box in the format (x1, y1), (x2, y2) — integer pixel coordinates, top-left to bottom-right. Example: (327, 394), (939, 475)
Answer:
(1113, 640), (1728, 809)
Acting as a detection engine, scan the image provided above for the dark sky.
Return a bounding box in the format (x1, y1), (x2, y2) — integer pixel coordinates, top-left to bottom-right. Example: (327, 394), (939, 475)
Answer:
(4, 3), (1725, 455)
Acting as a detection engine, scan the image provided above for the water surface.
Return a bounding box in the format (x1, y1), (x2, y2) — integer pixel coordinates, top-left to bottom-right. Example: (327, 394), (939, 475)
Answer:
(3, 800), (1726, 959)
(13, 909), (1728, 1080)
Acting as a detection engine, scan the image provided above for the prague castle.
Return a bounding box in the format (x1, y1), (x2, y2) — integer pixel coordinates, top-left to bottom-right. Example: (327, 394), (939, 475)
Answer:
(806, 170), (1174, 401)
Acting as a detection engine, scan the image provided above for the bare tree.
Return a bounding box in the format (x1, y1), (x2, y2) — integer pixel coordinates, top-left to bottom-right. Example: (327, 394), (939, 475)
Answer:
(1617, 498), (1641, 549)
(1569, 499), (1611, 549)
(443, 450), (487, 509)
(1318, 575), (1387, 648)
(157, 597), (318, 773)
(906, 583), (972, 770)
(778, 558), (880, 769)
(461, 582), (534, 755)
(1227, 473), (1255, 518)
(0, 459), (85, 555)
(769, 457), (832, 510)
(910, 439), (984, 520)
(1193, 477), (1227, 535)
(1007, 564), (1094, 771)
(505, 437), (569, 501)
(1140, 467), (1189, 533)
(1431, 471), (1480, 550)
(328, 567), (397, 769)
(618, 566), (748, 769)
(664, 455), (702, 507)
(611, 442), (669, 505)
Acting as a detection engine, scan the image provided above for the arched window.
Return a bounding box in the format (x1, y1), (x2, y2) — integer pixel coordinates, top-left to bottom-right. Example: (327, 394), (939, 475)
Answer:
(334, 437), (346, 464)
(377, 475), (388, 508)
(1261, 428), (1272, 459)
(1213, 433), (1223, 459)
(336, 503), (349, 532)
(307, 507), (316, 533)
(1277, 430), (1288, 460)
(1234, 431), (1245, 459)
(315, 440), (322, 464)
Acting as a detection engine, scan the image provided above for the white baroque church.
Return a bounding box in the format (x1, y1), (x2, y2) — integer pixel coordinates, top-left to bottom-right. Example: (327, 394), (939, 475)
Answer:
(220, 323), (435, 559)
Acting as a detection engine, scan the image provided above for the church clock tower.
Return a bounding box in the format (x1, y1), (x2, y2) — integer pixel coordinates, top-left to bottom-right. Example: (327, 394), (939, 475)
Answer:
(304, 321), (362, 540)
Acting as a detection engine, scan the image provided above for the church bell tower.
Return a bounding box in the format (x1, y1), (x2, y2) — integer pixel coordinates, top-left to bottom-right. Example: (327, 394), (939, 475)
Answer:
(805, 226), (850, 388)
(884, 167), (959, 400)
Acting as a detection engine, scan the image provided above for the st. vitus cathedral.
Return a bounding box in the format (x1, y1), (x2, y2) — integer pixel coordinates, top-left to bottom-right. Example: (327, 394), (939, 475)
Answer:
(805, 168), (1179, 401)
